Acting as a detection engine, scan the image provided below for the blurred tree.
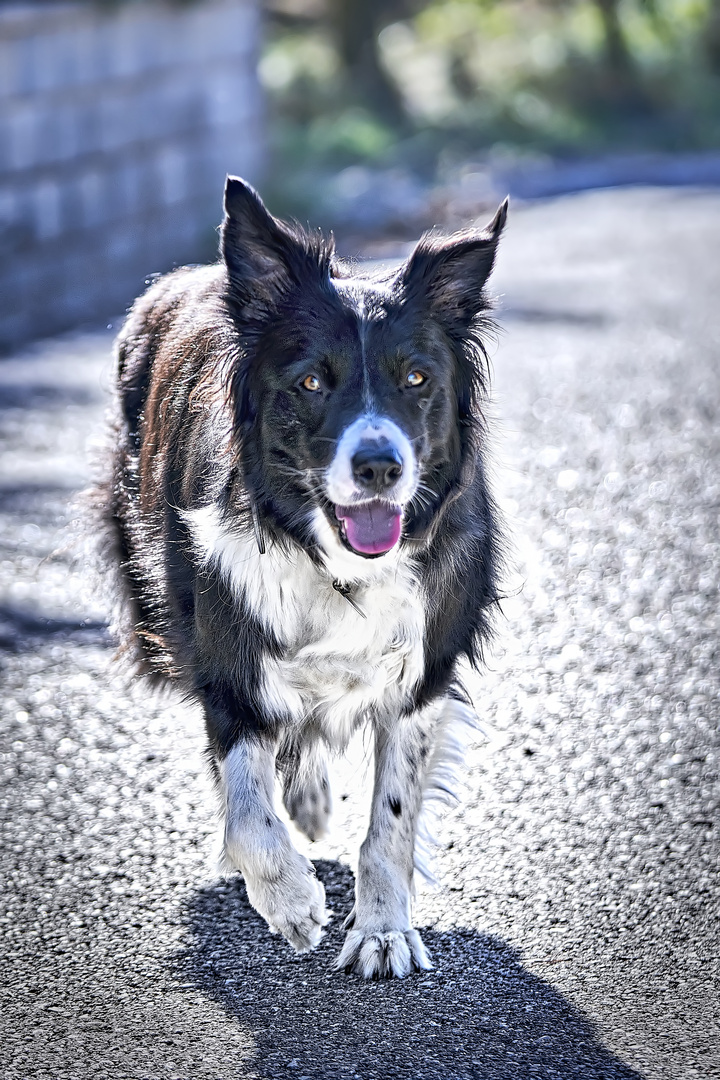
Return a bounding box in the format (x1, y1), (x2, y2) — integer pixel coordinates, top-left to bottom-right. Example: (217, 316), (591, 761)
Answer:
(327, 0), (409, 116)
(595, 0), (633, 76)
(542, 0), (636, 82)
(261, 0), (720, 205)
(705, 1), (720, 74)
(266, 0), (419, 118)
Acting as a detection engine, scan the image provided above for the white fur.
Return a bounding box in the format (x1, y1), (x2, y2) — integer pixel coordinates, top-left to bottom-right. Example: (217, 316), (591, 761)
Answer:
(185, 503), (469, 977)
(334, 703), (444, 977)
(324, 414), (417, 506)
(334, 928), (432, 979)
(219, 739), (329, 951)
(184, 504), (426, 750)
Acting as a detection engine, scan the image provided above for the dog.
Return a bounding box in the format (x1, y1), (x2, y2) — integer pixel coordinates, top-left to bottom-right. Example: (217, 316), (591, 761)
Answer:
(103, 176), (507, 978)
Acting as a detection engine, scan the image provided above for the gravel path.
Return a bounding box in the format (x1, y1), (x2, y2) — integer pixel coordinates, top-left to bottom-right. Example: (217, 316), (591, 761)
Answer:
(0, 187), (718, 1080)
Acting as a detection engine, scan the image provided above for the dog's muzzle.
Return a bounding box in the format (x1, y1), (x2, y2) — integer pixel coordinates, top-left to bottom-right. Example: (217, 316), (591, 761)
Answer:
(325, 417), (418, 557)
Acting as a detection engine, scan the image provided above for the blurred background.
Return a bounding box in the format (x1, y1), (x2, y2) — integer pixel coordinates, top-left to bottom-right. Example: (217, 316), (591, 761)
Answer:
(261, 0), (720, 230)
(1, 7), (719, 1074)
(1, 0), (720, 350)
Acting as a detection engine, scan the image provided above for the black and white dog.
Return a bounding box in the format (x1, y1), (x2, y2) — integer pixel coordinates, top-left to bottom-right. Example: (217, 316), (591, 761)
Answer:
(104, 177), (507, 978)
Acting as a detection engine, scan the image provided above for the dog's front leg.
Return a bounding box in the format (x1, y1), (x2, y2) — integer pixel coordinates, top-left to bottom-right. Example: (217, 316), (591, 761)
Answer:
(335, 711), (435, 978)
(219, 736), (329, 952)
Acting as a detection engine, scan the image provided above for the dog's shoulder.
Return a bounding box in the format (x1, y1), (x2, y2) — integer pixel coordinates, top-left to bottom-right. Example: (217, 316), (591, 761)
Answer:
(119, 263), (227, 348)
(116, 263), (234, 420)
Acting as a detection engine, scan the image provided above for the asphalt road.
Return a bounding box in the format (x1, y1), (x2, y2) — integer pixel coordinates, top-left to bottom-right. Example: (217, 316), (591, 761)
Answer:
(0, 187), (718, 1080)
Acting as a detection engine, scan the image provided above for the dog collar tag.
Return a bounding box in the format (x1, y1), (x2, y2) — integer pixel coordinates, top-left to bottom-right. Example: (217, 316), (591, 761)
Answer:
(251, 503), (266, 555)
(332, 579), (366, 619)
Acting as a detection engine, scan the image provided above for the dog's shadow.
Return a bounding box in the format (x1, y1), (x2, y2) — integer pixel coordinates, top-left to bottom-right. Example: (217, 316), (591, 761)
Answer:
(174, 860), (641, 1080)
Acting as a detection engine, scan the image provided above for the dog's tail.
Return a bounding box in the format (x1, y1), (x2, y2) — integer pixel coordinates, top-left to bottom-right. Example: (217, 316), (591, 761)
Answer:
(414, 692), (487, 886)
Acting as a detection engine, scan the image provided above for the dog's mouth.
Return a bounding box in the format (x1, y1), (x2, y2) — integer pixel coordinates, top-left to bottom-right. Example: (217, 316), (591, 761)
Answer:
(334, 501), (402, 557)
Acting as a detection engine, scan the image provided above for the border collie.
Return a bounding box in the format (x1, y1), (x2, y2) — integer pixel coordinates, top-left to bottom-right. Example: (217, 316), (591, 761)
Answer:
(104, 177), (507, 978)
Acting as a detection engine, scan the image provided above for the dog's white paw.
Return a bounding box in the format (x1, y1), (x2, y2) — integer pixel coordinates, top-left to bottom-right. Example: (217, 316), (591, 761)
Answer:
(244, 859), (330, 953)
(333, 927), (433, 979)
(283, 765), (332, 842)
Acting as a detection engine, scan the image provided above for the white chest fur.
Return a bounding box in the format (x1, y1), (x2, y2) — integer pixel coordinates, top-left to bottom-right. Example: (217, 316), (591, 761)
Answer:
(185, 505), (426, 747)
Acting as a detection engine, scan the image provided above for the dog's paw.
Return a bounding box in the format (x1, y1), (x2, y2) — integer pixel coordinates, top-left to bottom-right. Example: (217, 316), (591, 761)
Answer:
(333, 927), (433, 979)
(283, 766), (332, 842)
(244, 860), (330, 953)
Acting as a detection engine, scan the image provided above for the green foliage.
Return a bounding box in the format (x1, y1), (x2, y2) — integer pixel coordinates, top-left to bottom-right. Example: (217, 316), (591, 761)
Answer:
(261, 0), (720, 215)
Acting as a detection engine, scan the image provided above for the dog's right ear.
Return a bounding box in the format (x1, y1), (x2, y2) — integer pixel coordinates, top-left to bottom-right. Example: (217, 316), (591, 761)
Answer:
(221, 176), (294, 305)
(221, 176), (331, 311)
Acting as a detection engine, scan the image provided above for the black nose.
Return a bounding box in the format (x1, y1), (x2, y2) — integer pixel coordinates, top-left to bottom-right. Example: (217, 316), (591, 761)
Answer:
(352, 443), (404, 494)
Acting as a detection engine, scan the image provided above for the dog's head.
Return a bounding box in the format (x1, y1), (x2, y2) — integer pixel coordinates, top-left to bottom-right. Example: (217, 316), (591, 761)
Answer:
(221, 177), (506, 564)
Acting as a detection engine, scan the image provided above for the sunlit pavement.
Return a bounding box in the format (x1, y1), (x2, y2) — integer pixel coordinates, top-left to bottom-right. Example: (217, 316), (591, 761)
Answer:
(1, 187), (718, 1080)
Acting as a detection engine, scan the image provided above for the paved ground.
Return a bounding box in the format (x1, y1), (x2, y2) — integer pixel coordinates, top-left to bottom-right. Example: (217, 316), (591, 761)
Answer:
(0, 187), (718, 1080)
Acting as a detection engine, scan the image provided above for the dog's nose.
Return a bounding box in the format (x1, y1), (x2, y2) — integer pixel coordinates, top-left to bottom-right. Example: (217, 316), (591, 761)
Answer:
(351, 443), (404, 494)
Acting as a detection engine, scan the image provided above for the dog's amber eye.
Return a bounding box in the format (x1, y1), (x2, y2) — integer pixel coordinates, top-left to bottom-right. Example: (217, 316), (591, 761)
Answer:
(406, 370), (425, 387)
(302, 374), (322, 392)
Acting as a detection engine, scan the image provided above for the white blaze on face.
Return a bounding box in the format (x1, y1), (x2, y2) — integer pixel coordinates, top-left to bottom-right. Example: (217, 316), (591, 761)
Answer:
(321, 415), (420, 559)
(325, 415), (417, 507)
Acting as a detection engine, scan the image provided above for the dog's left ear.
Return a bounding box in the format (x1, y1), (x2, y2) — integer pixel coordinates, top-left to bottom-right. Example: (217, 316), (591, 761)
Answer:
(399, 198), (508, 331)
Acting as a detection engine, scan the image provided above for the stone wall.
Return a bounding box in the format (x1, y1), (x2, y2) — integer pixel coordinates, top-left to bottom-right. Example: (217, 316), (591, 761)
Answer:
(0, 0), (263, 349)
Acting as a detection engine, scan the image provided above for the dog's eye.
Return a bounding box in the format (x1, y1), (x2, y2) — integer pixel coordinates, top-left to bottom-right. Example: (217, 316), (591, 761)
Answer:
(302, 374), (322, 392)
(406, 370), (426, 387)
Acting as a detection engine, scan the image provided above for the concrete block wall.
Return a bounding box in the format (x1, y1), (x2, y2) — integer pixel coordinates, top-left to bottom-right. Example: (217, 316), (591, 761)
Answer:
(0, 0), (263, 349)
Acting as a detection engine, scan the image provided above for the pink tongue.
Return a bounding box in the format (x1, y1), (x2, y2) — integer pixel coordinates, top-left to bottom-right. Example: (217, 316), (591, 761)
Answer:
(335, 502), (402, 555)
